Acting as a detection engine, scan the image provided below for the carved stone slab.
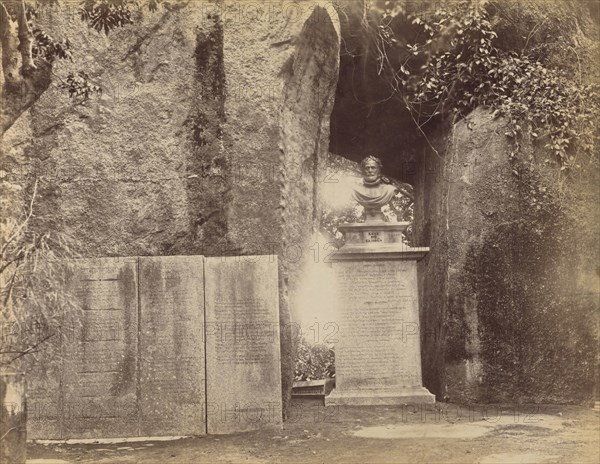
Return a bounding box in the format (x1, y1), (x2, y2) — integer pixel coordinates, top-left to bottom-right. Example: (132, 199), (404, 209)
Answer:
(139, 256), (206, 436)
(204, 256), (282, 434)
(61, 258), (139, 438)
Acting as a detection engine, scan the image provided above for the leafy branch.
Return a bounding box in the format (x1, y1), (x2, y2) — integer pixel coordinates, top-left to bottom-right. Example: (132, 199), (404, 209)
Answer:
(80, 0), (163, 35)
(58, 71), (102, 102)
(361, 1), (599, 171)
(1, 178), (81, 368)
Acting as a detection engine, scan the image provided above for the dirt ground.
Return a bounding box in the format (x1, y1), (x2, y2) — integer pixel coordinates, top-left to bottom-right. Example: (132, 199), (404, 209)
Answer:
(27, 399), (599, 464)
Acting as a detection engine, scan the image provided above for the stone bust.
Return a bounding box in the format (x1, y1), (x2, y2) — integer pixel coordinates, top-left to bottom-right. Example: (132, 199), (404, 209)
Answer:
(352, 156), (398, 221)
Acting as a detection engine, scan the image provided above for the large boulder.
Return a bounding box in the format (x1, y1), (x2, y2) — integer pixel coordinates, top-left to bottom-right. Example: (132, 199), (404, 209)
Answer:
(414, 107), (599, 403)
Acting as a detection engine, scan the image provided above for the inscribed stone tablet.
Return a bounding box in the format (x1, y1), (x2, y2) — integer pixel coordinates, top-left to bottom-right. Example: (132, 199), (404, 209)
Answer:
(139, 256), (206, 436)
(333, 260), (423, 391)
(204, 256), (282, 434)
(61, 258), (139, 438)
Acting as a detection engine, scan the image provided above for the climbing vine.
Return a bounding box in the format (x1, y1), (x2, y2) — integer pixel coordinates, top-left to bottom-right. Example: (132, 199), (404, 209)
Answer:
(365, 1), (599, 170)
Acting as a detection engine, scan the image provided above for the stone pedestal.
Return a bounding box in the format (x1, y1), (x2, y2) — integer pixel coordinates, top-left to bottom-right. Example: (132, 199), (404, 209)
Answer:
(325, 221), (435, 406)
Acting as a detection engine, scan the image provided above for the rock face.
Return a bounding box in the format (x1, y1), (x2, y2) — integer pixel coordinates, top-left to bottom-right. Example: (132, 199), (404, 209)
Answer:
(1, 1), (341, 416)
(413, 107), (599, 403)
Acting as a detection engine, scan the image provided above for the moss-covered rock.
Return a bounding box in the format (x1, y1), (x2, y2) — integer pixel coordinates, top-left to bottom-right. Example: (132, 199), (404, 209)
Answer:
(414, 107), (599, 403)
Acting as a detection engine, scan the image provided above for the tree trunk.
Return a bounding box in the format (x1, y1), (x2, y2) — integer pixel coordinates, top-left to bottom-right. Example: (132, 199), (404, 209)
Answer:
(0, 372), (27, 464)
(0, 0), (51, 135)
(16, 0), (36, 73)
(0, 1), (21, 87)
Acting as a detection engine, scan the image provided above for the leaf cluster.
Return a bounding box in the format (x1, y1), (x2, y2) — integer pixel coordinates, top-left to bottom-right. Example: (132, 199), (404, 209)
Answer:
(79, 0), (162, 35)
(294, 337), (335, 381)
(408, 8), (598, 167)
(32, 28), (72, 63)
(58, 71), (101, 101)
(80, 0), (133, 34)
(366, 1), (599, 169)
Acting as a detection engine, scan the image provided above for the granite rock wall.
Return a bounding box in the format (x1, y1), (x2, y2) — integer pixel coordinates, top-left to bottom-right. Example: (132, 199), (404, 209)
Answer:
(414, 107), (599, 403)
(1, 0), (341, 417)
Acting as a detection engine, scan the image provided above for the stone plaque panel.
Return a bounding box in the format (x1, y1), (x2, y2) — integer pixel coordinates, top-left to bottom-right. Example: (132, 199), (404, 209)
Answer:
(333, 260), (423, 391)
(61, 258), (139, 438)
(139, 256), (206, 436)
(204, 256), (282, 434)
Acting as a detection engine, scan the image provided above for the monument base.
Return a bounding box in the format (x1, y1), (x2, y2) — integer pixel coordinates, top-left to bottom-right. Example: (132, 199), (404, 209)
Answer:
(325, 386), (435, 406)
(328, 221), (435, 408)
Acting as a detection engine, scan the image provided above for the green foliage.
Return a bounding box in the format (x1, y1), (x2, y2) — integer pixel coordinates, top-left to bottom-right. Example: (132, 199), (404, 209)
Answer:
(294, 337), (334, 381)
(32, 28), (72, 63)
(25, 5), (72, 63)
(58, 71), (101, 102)
(80, 0), (162, 34)
(1, 179), (81, 368)
(367, 1), (599, 170)
(80, 0), (133, 34)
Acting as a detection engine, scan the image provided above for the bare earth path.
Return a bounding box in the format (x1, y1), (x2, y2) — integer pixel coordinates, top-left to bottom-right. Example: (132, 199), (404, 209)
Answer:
(27, 400), (599, 464)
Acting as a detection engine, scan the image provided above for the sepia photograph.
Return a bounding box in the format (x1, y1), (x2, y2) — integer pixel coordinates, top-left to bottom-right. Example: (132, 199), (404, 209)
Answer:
(1, 0), (598, 463)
